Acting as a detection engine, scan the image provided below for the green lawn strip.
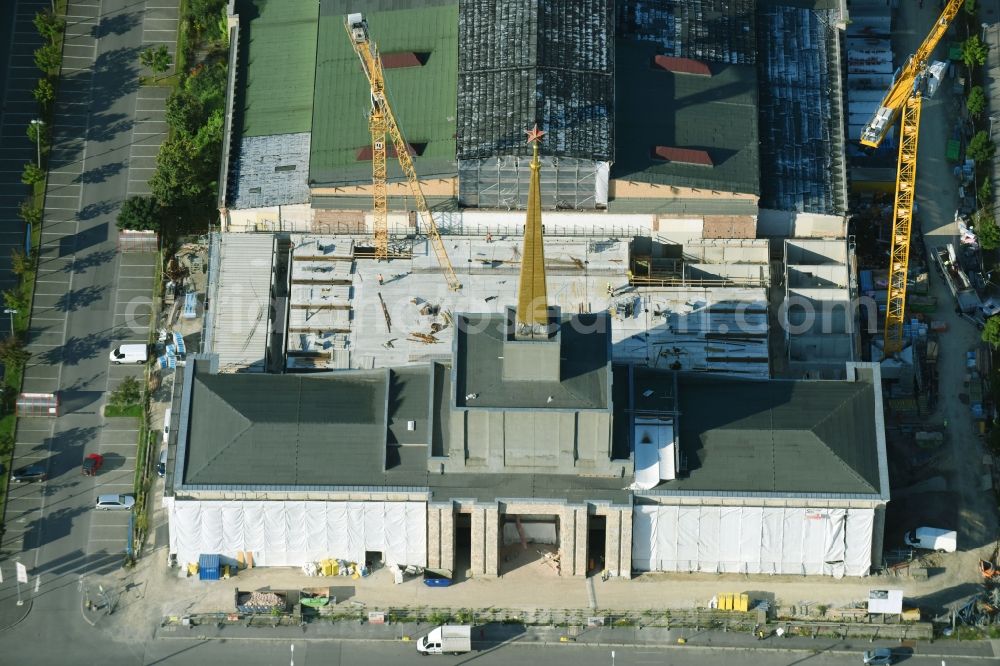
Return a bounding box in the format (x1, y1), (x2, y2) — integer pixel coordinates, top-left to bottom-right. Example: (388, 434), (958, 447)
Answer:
(104, 404), (143, 418)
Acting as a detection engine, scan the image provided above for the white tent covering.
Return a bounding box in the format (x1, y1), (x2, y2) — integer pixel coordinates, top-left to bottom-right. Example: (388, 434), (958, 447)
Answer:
(165, 498), (427, 567)
(632, 505), (874, 577)
(632, 418), (676, 490)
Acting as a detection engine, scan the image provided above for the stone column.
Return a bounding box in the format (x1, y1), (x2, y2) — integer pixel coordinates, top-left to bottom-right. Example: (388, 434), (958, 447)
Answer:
(618, 507), (633, 579)
(427, 506), (441, 569)
(440, 507), (455, 572)
(484, 505), (499, 578)
(604, 510), (622, 577)
(470, 508), (486, 576)
(574, 508), (588, 577)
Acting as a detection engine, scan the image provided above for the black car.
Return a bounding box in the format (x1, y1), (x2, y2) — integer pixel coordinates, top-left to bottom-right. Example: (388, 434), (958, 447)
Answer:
(12, 463), (47, 482)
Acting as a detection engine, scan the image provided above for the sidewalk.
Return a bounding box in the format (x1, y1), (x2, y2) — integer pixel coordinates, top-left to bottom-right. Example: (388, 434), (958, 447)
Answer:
(152, 620), (999, 661)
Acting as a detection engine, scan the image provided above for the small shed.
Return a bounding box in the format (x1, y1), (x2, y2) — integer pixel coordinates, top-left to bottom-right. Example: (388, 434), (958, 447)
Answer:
(198, 554), (221, 581)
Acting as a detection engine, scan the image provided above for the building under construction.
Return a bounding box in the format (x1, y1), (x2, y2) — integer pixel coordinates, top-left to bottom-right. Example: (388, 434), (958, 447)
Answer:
(219, 0), (848, 220)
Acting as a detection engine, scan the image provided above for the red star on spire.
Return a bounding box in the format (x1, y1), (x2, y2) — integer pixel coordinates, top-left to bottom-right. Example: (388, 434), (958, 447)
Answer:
(525, 124), (545, 144)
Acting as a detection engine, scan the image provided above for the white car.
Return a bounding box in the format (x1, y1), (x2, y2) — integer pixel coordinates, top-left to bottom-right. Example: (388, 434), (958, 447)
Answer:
(109, 344), (148, 365)
(95, 494), (135, 511)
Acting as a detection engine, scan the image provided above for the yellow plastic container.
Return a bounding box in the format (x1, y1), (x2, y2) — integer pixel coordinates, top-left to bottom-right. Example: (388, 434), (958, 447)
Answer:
(735, 593), (749, 612)
(720, 593), (732, 610)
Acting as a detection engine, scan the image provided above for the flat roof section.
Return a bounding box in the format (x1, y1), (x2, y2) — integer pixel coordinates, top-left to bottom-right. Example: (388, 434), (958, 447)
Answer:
(235, 0), (318, 138)
(206, 234), (275, 372)
(310, 0), (459, 187)
(613, 40), (760, 195)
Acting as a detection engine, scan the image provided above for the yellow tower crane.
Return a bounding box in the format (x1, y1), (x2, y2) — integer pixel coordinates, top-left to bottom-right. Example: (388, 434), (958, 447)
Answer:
(345, 13), (461, 291)
(859, 0), (963, 354)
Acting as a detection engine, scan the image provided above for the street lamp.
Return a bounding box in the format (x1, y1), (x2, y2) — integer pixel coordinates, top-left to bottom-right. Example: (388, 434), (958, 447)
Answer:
(3, 309), (16, 337)
(30, 119), (44, 168)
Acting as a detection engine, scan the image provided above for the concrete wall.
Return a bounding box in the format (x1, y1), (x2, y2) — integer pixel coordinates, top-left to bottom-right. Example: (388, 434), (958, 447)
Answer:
(785, 238), (848, 265)
(682, 239), (769, 264)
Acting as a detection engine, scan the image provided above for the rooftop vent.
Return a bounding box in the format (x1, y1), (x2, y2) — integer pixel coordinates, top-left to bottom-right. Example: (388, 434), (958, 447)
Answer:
(652, 146), (714, 167)
(652, 55), (711, 77)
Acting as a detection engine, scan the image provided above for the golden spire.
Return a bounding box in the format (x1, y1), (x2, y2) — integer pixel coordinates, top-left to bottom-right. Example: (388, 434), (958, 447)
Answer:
(515, 124), (549, 338)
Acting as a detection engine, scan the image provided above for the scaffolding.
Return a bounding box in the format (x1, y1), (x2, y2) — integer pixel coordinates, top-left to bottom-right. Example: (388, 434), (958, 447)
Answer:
(757, 5), (845, 215)
(456, 0), (612, 209)
(617, 0), (756, 65)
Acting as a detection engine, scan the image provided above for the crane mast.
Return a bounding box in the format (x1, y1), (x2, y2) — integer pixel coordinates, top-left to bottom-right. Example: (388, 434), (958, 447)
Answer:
(346, 13), (461, 291)
(857, 0), (962, 354)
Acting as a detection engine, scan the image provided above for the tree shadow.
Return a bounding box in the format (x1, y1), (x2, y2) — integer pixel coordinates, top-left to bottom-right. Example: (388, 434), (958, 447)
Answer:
(54, 285), (107, 312)
(64, 249), (117, 275)
(87, 114), (134, 144)
(78, 201), (117, 221)
(74, 161), (126, 184)
(38, 332), (112, 366)
(90, 46), (141, 113)
(91, 12), (140, 39)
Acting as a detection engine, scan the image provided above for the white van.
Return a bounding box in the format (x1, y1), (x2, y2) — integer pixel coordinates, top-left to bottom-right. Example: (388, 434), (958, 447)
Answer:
(904, 527), (957, 553)
(109, 344), (148, 364)
(162, 408), (172, 444)
(416, 625), (472, 655)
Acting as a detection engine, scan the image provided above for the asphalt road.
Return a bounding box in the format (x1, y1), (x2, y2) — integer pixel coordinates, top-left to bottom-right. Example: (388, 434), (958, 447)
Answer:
(0, 638), (976, 666)
(0, 0), (160, 651)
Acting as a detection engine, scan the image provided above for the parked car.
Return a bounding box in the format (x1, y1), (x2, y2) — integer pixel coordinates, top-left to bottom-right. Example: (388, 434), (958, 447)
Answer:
(904, 527), (957, 553)
(862, 647), (894, 665)
(162, 408), (172, 444)
(82, 453), (104, 476)
(156, 448), (167, 478)
(95, 494), (135, 511)
(12, 463), (47, 482)
(109, 344), (147, 365)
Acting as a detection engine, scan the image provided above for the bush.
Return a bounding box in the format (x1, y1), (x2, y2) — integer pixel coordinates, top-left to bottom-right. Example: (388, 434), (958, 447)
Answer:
(32, 9), (64, 42)
(140, 45), (171, 74)
(26, 121), (49, 147)
(116, 195), (161, 231)
(165, 90), (204, 136)
(0, 336), (30, 368)
(10, 249), (33, 277)
(150, 136), (209, 207)
(969, 130), (996, 164)
(974, 209), (1000, 250)
(967, 86), (986, 118)
(33, 78), (54, 106)
(21, 163), (44, 186)
(33, 43), (60, 73)
(110, 376), (142, 407)
(979, 179), (993, 207)
(962, 35), (989, 71)
(983, 316), (1000, 348)
(17, 201), (42, 226)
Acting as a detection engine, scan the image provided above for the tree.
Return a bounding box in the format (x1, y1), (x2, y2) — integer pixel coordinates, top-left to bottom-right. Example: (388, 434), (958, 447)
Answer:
(32, 9), (64, 42)
(110, 376), (142, 407)
(962, 35), (989, 72)
(966, 0), (978, 16)
(3, 284), (29, 313)
(0, 335), (30, 368)
(975, 208), (1000, 250)
(140, 45), (171, 75)
(969, 130), (996, 164)
(188, 0), (226, 35)
(967, 86), (987, 118)
(17, 200), (42, 225)
(21, 163), (44, 186)
(33, 43), (60, 73)
(165, 90), (204, 136)
(26, 120), (49, 147)
(979, 178), (993, 207)
(149, 136), (207, 207)
(116, 195), (161, 231)
(33, 78), (54, 106)
(10, 249), (33, 277)
(984, 315), (1000, 348)
(193, 107), (224, 156)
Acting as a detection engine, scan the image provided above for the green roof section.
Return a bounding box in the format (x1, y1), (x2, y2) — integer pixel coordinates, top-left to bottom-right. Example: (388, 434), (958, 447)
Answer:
(310, 0), (459, 187)
(613, 40), (760, 196)
(236, 0), (318, 138)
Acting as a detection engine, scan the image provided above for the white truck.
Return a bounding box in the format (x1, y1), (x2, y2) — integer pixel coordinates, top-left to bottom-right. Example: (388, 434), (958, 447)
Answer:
(904, 526), (957, 553)
(416, 625), (472, 655)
